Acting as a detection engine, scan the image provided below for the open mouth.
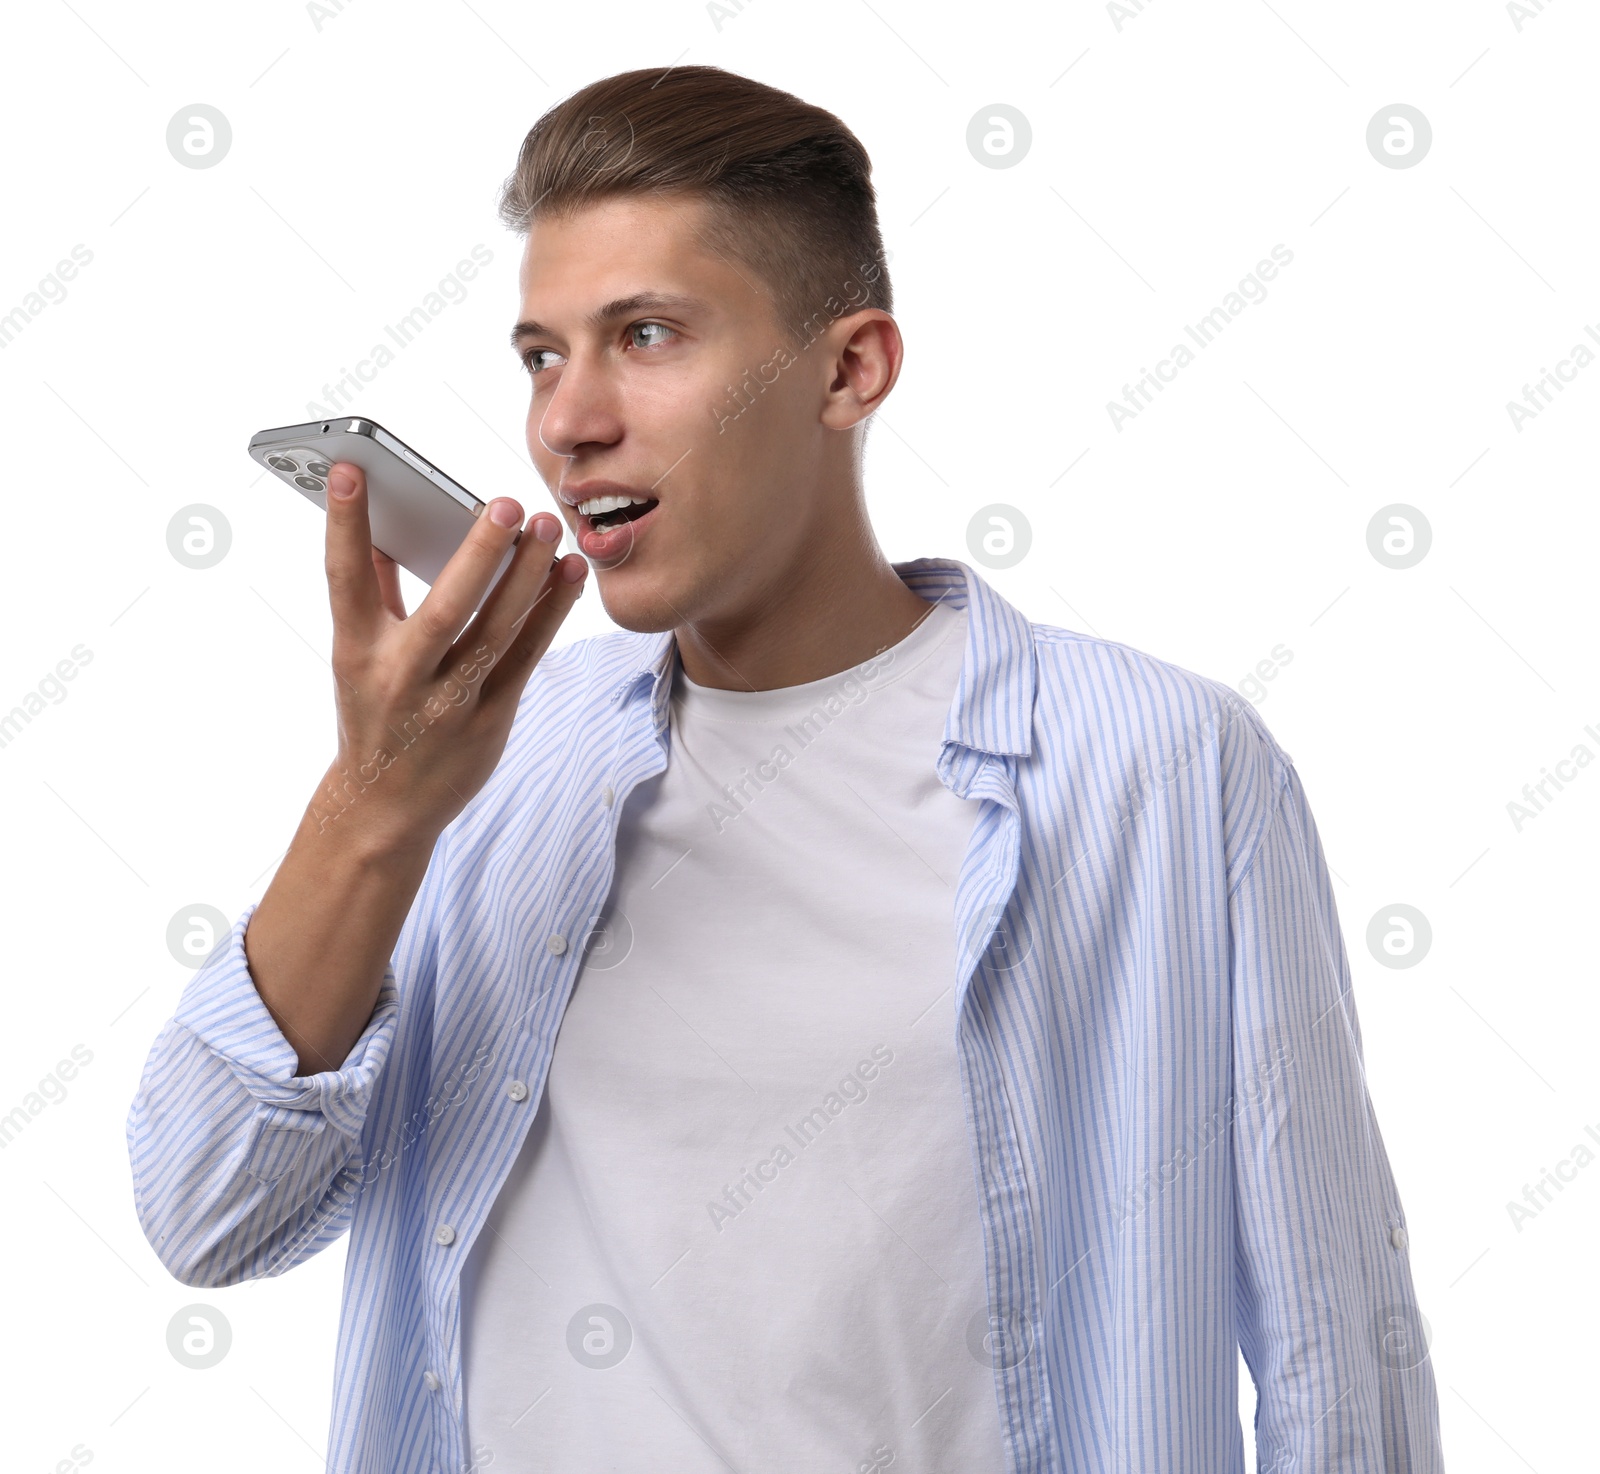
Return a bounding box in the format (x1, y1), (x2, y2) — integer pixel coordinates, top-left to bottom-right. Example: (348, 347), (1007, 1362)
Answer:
(574, 495), (662, 562)
(585, 498), (658, 534)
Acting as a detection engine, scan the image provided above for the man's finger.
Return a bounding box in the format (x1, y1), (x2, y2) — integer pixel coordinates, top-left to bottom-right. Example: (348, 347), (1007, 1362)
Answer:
(452, 512), (569, 658)
(407, 496), (526, 666)
(477, 551), (588, 706)
(372, 546), (406, 621)
(324, 463), (383, 642)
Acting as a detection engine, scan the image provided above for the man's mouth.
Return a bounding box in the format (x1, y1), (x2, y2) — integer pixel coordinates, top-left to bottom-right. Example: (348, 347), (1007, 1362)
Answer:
(579, 493), (659, 534)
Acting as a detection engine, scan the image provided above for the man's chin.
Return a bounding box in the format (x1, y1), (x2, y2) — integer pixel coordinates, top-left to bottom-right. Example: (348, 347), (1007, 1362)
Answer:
(586, 568), (687, 637)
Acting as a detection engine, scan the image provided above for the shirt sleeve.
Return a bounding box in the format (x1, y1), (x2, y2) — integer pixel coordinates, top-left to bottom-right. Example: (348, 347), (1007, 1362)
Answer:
(125, 850), (440, 1287)
(1228, 755), (1445, 1473)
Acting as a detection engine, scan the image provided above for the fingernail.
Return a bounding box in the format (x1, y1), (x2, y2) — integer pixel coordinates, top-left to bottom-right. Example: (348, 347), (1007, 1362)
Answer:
(561, 557), (588, 584)
(489, 499), (521, 528)
(532, 515), (560, 543)
(328, 469), (356, 499)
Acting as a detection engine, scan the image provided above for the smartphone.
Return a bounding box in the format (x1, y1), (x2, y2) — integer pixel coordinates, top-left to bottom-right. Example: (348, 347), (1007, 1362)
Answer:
(247, 416), (523, 609)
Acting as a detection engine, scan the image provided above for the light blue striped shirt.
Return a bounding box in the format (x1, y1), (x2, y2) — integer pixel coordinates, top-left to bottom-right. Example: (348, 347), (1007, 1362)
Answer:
(126, 555), (1444, 1473)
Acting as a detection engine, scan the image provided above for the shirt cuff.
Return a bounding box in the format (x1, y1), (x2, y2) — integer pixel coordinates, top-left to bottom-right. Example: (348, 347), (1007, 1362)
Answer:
(171, 901), (400, 1142)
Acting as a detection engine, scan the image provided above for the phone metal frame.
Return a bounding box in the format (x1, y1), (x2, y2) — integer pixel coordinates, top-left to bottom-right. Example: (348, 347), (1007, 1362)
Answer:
(247, 416), (519, 599)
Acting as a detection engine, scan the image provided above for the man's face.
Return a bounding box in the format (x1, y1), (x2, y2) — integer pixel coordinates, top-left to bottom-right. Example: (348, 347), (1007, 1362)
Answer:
(512, 193), (857, 634)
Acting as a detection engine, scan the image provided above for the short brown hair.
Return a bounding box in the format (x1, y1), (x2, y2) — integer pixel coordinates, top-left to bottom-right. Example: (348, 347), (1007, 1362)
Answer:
(497, 65), (893, 355)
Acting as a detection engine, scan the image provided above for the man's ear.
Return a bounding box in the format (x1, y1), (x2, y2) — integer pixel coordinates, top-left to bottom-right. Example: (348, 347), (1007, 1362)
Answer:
(820, 311), (902, 431)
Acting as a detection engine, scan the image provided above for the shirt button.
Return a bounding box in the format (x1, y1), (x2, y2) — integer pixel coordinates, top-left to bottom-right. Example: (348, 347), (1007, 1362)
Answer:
(435, 1224), (456, 1246)
(423, 1370), (440, 1392)
(547, 934), (568, 956)
(506, 1080), (529, 1102)
(602, 784), (615, 807)
(1390, 1225), (1408, 1250)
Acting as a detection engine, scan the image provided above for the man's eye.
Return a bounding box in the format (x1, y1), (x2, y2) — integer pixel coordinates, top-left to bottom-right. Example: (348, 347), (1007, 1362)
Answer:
(522, 322), (675, 376)
(631, 322), (674, 349)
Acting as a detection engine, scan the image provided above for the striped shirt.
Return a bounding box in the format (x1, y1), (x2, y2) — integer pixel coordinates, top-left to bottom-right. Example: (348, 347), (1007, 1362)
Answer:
(126, 555), (1445, 1473)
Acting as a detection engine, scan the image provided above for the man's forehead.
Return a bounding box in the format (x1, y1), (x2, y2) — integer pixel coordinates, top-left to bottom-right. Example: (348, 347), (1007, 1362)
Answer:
(512, 196), (761, 333)
(520, 193), (710, 264)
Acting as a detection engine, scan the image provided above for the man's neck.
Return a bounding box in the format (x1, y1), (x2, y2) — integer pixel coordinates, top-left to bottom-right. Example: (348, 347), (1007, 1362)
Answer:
(672, 546), (937, 692)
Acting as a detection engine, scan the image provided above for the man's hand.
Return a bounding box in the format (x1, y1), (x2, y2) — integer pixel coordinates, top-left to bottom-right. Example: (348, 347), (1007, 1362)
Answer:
(315, 459), (588, 853)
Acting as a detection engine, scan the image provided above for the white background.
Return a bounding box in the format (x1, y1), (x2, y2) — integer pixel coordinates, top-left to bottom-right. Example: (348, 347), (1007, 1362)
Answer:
(1, 0), (1593, 1468)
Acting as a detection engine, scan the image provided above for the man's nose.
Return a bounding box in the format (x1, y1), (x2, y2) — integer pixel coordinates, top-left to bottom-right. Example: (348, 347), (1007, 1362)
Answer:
(536, 358), (624, 458)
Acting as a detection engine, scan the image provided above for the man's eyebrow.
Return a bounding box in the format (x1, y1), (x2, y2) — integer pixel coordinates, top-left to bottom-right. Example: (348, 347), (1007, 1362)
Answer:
(508, 292), (710, 348)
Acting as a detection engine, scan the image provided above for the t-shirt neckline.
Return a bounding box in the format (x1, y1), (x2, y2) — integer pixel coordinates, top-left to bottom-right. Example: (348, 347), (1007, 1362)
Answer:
(671, 600), (966, 725)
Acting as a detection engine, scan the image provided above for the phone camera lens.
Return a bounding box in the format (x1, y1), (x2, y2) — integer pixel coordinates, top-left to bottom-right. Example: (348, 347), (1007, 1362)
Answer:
(267, 455), (299, 472)
(295, 474), (326, 493)
(306, 460), (331, 477)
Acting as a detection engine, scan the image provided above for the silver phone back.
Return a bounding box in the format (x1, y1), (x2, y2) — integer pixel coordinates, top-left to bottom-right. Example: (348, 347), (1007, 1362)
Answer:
(247, 417), (518, 607)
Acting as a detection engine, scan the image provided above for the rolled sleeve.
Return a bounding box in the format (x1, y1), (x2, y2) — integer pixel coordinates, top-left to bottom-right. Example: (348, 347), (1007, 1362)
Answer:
(172, 902), (400, 1142)
(127, 902), (403, 1287)
(1229, 758), (1445, 1473)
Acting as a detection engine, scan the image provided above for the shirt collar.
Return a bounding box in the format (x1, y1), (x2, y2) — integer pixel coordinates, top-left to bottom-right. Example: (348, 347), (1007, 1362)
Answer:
(607, 556), (1037, 758)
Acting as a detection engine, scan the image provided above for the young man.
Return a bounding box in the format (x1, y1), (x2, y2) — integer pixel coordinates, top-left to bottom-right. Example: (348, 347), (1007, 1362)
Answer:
(128, 65), (1444, 1474)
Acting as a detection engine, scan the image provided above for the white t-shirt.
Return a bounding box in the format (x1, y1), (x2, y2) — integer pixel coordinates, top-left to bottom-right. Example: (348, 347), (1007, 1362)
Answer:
(459, 600), (1009, 1472)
